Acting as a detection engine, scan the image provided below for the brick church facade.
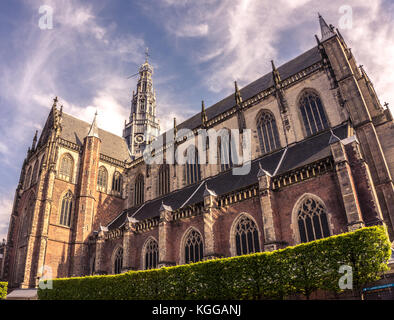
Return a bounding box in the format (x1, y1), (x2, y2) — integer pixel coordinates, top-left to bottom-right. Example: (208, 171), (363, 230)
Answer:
(1, 15), (393, 289)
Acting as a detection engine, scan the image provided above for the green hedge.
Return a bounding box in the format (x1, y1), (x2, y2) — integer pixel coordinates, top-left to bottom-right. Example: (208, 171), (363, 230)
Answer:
(0, 282), (7, 300)
(38, 226), (391, 300)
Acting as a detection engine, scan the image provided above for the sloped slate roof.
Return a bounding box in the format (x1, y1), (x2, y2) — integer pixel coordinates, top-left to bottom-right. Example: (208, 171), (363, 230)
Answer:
(107, 122), (349, 230)
(60, 112), (130, 162)
(160, 46), (321, 137)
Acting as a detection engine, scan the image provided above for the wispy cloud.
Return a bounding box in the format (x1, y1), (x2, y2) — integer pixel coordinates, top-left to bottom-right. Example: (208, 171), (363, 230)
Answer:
(156, 0), (394, 111)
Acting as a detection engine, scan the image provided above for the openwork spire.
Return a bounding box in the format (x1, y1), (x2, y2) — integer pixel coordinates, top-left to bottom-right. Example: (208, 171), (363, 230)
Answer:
(318, 13), (335, 41)
(87, 111), (99, 138)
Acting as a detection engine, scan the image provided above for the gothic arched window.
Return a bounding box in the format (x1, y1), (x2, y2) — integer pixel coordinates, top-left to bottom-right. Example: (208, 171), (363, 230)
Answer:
(112, 171), (123, 194)
(297, 197), (330, 243)
(183, 229), (204, 264)
(134, 174), (144, 206)
(257, 111), (280, 155)
(59, 153), (74, 182)
(185, 148), (201, 185)
(234, 215), (260, 256)
(114, 247), (123, 274)
(59, 191), (73, 227)
(218, 129), (234, 172)
(158, 164), (170, 196)
(25, 166), (32, 189)
(144, 238), (158, 270)
(97, 166), (108, 192)
(32, 161), (39, 185)
(299, 92), (329, 136)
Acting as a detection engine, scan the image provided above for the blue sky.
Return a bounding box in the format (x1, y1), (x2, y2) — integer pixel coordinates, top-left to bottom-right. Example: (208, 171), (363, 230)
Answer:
(0, 0), (393, 240)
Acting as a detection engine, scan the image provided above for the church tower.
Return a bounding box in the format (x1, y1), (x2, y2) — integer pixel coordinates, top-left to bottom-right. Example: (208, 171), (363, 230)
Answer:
(123, 52), (160, 159)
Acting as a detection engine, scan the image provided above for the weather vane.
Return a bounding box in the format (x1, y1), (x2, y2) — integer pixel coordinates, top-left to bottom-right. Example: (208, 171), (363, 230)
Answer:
(127, 48), (151, 79)
(145, 47), (150, 62)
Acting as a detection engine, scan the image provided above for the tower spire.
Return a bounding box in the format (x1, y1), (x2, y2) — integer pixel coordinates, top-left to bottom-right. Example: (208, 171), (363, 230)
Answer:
(87, 110), (99, 138)
(123, 53), (160, 158)
(318, 13), (336, 41)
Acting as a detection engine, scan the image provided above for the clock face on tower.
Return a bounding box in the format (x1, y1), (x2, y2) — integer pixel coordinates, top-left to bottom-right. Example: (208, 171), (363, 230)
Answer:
(134, 134), (145, 144)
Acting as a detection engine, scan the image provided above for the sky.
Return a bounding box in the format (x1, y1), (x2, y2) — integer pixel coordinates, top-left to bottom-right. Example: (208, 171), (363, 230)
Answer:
(0, 0), (393, 240)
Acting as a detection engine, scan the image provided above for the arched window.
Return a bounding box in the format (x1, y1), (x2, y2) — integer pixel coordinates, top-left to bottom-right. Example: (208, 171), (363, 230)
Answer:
(114, 247), (123, 274)
(185, 148), (201, 185)
(297, 197), (330, 243)
(299, 92), (329, 136)
(218, 129), (234, 172)
(59, 191), (73, 227)
(144, 238), (158, 270)
(112, 171), (123, 194)
(59, 153), (74, 182)
(25, 166), (32, 189)
(158, 164), (170, 196)
(183, 229), (204, 264)
(257, 111), (280, 155)
(31, 161), (39, 185)
(97, 166), (108, 192)
(234, 215), (260, 256)
(134, 174), (144, 206)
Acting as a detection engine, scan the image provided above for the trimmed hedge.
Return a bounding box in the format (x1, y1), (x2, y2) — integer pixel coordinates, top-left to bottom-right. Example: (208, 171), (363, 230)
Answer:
(38, 226), (391, 300)
(0, 282), (7, 300)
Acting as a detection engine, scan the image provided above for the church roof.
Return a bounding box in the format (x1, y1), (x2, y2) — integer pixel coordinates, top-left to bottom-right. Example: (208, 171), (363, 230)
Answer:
(60, 112), (130, 162)
(159, 45), (321, 139)
(107, 122), (349, 230)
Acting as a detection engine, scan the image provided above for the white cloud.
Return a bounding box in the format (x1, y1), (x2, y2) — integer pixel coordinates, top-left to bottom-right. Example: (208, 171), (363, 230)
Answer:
(0, 195), (13, 241)
(172, 23), (209, 38)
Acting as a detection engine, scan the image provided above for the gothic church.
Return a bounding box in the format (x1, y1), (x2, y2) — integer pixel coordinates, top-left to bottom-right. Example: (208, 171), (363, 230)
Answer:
(1, 15), (393, 289)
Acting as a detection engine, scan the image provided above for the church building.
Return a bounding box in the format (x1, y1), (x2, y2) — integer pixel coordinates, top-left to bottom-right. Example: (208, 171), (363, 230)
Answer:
(1, 15), (393, 289)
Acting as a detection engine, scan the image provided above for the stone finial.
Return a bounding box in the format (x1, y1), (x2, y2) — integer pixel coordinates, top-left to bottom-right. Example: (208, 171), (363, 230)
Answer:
(127, 215), (138, 224)
(318, 13), (336, 41)
(52, 96), (58, 108)
(87, 110), (99, 138)
(201, 100), (208, 126)
(173, 117), (178, 138)
(234, 81), (243, 106)
(99, 224), (108, 232)
(203, 183), (217, 209)
(257, 162), (272, 178)
(32, 130), (38, 150)
(328, 128), (341, 145)
(160, 201), (173, 213)
(203, 183), (217, 197)
(271, 60), (281, 85)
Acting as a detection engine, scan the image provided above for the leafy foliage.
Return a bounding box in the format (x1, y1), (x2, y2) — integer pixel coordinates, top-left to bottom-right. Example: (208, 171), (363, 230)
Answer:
(0, 282), (7, 300)
(38, 226), (391, 300)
